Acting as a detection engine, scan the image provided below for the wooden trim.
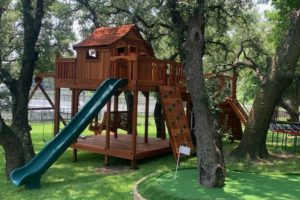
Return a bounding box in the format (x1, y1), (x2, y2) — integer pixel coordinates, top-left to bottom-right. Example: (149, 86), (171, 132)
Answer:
(110, 55), (137, 61)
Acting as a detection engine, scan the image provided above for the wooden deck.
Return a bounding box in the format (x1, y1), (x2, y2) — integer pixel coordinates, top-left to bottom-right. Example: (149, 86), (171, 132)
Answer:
(71, 134), (172, 161)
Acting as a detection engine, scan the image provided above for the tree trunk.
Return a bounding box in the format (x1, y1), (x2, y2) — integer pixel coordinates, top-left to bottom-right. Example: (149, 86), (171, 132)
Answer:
(231, 9), (300, 159)
(183, 2), (225, 187)
(154, 97), (164, 138)
(291, 79), (300, 112)
(231, 82), (286, 159)
(124, 91), (133, 134)
(0, 115), (25, 179)
(166, 0), (225, 187)
(0, 0), (45, 178)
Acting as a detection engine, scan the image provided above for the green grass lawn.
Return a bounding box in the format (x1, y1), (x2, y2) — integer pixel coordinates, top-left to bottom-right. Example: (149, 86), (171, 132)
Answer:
(1, 122), (300, 200)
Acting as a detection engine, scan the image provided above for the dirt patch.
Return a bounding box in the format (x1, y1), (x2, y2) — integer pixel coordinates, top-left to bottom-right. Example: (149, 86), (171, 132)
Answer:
(268, 151), (300, 161)
(94, 166), (134, 174)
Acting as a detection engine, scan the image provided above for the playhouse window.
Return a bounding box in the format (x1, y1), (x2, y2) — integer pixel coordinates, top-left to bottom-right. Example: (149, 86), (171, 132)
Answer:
(117, 47), (126, 56)
(129, 46), (136, 53)
(86, 49), (99, 60)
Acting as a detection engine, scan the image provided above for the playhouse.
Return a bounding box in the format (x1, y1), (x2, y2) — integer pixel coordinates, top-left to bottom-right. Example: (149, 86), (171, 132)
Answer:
(53, 24), (245, 168)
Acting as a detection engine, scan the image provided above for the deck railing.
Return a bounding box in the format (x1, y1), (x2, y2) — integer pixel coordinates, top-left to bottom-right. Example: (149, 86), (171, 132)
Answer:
(55, 56), (236, 95)
(110, 56), (185, 87)
(55, 58), (76, 80)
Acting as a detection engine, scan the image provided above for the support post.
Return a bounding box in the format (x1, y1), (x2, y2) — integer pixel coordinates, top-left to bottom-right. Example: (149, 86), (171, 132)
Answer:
(105, 101), (111, 166)
(113, 92), (120, 138)
(143, 92), (149, 143)
(131, 90), (138, 169)
(54, 87), (60, 136)
(71, 89), (80, 162)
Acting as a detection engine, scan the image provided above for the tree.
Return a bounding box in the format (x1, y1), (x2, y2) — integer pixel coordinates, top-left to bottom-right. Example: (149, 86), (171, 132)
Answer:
(0, 0), (45, 178)
(266, 0), (300, 122)
(36, 1), (76, 72)
(231, 7), (300, 159)
(165, 0), (226, 188)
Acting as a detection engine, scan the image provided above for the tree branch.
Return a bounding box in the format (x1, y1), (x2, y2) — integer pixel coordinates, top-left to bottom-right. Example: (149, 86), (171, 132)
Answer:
(205, 39), (230, 61)
(76, 0), (101, 28)
(33, 0), (45, 35)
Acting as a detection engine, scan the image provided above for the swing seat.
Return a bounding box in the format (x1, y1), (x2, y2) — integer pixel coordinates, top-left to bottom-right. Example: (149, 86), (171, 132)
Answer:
(89, 111), (130, 136)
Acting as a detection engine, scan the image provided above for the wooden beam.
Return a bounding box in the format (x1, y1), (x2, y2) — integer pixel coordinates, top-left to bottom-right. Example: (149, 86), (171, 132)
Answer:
(29, 77), (42, 100)
(39, 83), (66, 125)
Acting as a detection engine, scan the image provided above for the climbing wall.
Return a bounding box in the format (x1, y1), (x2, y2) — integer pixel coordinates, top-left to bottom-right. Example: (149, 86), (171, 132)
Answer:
(159, 86), (194, 158)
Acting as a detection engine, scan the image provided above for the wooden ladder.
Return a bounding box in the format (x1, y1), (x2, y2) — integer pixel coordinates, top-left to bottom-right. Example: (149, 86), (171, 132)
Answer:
(159, 86), (194, 159)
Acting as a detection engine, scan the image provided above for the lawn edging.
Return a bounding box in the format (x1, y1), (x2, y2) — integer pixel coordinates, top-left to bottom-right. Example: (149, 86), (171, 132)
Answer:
(133, 171), (170, 200)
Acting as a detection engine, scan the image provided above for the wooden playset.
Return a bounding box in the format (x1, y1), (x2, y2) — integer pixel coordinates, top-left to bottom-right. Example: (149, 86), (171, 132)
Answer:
(40, 24), (246, 168)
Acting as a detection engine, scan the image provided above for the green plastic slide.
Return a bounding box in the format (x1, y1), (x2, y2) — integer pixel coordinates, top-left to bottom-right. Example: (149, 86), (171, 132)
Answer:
(10, 78), (128, 189)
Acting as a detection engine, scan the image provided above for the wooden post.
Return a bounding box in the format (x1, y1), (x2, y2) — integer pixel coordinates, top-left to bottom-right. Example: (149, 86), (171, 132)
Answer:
(114, 93), (119, 111)
(54, 87), (60, 136)
(104, 101), (111, 166)
(143, 92), (149, 143)
(71, 89), (81, 162)
(131, 90), (138, 169)
(113, 92), (120, 138)
(232, 67), (237, 99)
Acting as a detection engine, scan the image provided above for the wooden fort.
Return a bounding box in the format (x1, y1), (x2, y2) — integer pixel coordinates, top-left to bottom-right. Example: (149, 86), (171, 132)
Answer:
(53, 24), (245, 168)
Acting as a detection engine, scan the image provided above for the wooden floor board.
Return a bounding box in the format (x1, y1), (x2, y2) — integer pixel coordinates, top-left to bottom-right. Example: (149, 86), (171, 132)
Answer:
(71, 134), (171, 161)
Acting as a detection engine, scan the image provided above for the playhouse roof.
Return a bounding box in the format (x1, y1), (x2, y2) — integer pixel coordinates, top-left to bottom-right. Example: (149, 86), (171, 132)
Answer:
(73, 24), (138, 48)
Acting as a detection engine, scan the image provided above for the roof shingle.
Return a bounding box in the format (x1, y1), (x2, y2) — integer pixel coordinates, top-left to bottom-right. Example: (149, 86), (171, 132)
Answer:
(73, 24), (136, 48)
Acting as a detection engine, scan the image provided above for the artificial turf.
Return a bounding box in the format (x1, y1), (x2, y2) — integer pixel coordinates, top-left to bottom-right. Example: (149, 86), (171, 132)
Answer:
(138, 168), (300, 200)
